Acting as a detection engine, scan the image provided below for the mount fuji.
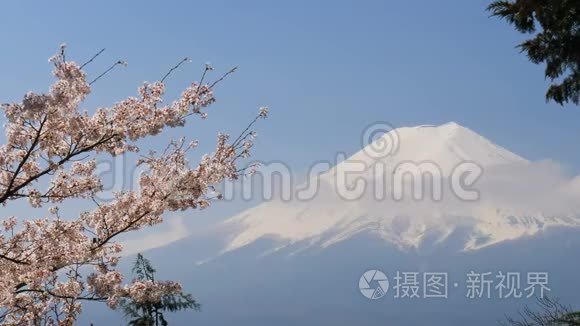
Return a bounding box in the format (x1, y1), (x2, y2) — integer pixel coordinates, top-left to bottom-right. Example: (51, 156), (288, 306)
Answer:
(83, 122), (580, 326)
(221, 122), (580, 255)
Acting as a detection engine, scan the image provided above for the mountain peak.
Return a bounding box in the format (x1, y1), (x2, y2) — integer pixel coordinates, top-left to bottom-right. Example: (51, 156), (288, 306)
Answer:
(440, 121), (460, 127)
(397, 121), (477, 139)
(218, 123), (574, 255)
(435, 121), (465, 133)
(411, 121), (461, 130)
(347, 122), (527, 175)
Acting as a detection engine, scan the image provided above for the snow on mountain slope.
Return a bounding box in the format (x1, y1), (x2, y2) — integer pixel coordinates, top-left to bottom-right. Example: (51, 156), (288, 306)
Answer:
(221, 122), (580, 254)
(330, 122), (527, 177)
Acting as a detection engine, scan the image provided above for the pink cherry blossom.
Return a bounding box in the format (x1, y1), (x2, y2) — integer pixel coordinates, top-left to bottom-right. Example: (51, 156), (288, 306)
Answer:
(0, 47), (267, 325)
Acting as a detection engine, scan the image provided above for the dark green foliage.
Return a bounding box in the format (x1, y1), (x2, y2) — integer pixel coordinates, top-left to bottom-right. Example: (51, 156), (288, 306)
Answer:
(119, 254), (200, 326)
(488, 0), (580, 105)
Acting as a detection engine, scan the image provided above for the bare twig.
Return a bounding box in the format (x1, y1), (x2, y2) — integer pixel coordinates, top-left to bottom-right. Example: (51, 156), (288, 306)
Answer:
(80, 48), (106, 69)
(89, 60), (126, 85)
(232, 114), (260, 147)
(160, 57), (190, 83)
(209, 66), (238, 89)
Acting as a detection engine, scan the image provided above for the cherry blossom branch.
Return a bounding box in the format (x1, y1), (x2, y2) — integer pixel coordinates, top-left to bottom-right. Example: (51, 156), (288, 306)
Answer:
(14, 288), (107, 302)
(0, 46), (267, 324)
(0, 133), (117, 204)
(1, 115), (48, 202)
(0, 253), (29, 265)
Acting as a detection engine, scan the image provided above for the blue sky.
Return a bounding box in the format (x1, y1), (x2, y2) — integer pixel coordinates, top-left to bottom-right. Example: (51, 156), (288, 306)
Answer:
(2, 3), (579, 323)
(1, 0), (579, 174)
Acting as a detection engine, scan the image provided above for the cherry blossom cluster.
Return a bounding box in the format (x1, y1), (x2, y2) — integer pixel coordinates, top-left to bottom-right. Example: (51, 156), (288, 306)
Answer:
(0, 47), (267, 325)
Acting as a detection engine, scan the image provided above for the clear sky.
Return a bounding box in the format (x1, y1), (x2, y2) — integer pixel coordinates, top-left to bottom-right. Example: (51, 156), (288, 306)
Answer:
(1, 0), (579, 175)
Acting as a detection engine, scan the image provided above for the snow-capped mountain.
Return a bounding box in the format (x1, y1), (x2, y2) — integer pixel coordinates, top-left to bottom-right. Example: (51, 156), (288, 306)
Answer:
(86, 122), (580, 326)
(222, 122), (580, 253)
